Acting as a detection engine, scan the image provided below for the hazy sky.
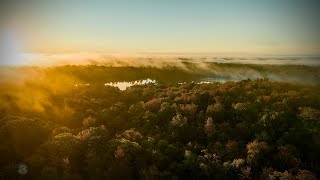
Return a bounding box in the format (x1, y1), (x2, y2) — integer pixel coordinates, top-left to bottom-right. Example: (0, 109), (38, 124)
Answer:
(1, 0), (320, 55)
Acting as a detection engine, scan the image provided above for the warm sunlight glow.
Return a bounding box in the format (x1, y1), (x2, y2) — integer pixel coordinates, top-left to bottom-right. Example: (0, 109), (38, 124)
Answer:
(0, 1), (319, 179)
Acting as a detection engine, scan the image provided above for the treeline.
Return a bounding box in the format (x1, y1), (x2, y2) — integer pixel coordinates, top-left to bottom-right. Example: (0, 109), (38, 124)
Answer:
(2, 63), (320, 85)
(46, 65), (204, 83)
(1, 79), (320, 179)
(39, 63), (320, 83)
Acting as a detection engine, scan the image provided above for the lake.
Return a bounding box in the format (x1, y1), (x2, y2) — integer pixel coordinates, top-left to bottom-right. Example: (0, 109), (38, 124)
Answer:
(104, 78), (157, 90)
(104, 77), (241, 90)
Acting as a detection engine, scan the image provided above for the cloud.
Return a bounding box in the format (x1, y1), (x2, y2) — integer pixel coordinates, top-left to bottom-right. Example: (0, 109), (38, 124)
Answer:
(4, 52), (320, 67)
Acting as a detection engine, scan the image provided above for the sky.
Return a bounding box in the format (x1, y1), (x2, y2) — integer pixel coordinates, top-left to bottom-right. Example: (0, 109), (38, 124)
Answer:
(1, 0), (320, 65)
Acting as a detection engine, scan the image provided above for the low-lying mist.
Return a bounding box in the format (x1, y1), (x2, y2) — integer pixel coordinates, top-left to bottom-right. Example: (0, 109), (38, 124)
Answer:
(0, 59), (319, 114)
(4, 52), (320, 66)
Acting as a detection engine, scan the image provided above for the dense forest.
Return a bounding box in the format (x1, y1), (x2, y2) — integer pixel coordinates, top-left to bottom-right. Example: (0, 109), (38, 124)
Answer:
(0, 65), (320, 179)
(1, 62), (320, 84)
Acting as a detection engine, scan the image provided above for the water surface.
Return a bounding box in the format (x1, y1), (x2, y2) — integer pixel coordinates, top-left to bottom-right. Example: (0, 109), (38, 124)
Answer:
(104, 79), (156, 90)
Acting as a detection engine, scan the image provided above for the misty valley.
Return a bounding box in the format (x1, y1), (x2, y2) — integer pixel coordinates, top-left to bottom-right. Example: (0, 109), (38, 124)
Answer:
(0, 63), (319, 179)
(2, 0), (320, 179)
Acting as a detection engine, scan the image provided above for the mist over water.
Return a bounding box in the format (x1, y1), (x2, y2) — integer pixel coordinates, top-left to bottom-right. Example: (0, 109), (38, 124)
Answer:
(1, 54), (319, 87)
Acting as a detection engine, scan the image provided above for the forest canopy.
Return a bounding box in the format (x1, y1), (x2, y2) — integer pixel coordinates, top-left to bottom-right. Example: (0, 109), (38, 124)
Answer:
(0, 64), (320, 179)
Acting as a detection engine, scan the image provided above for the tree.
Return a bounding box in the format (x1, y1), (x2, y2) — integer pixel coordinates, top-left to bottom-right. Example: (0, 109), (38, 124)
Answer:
(0, 116), (50, 159)
(246, 140), (269, 165)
